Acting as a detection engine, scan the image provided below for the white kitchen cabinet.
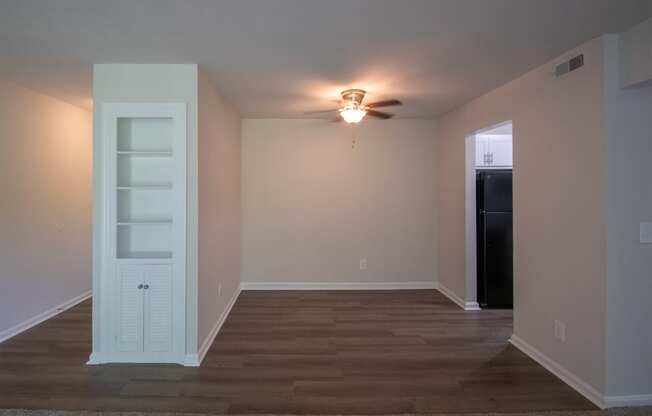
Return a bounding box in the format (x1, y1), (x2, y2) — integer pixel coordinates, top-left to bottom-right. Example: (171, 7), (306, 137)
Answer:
(98, 103), (187, 364)
(488, 135), (513, 166)
(475, 134), (512, 167)
(475, 135), (490, 166)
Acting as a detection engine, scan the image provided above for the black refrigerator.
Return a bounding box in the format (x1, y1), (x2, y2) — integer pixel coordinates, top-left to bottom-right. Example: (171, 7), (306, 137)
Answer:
(477, 170), (513, 308)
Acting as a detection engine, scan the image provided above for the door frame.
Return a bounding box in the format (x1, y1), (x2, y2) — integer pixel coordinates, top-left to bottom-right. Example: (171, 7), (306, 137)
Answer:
(464, 120), (513, 310)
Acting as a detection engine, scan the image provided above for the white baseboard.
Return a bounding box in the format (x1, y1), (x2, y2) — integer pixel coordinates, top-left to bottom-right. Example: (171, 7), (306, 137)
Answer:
(604, 394), (652, 408)
(464, 301), (481, 310)
(509, 334), (605, 409)
(186, 285), (242, 367)
(0, 290), (92, 344)
(436, 283), (481, 311)
(240, 281), (437, 291)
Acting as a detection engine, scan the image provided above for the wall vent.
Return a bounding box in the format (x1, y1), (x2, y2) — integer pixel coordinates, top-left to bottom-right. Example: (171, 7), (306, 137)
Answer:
(554, 54), (584, 77)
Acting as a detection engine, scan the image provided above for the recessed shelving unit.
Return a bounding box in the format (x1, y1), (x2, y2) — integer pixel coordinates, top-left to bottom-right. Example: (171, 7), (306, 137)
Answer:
(116, 223), (173, 259)
(117, 117), (174, 151)
(115, 116), (176, 260)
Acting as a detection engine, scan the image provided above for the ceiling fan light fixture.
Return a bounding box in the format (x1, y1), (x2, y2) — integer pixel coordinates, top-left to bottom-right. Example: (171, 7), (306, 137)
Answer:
(340, 103), (366, 123)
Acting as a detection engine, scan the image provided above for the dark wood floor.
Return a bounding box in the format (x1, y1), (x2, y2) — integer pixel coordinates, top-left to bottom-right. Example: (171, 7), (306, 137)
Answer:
(0, 290), (595, 414)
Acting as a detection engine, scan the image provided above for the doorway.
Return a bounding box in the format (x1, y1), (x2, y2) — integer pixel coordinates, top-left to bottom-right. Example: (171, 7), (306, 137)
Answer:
(464, 121), (513, 310)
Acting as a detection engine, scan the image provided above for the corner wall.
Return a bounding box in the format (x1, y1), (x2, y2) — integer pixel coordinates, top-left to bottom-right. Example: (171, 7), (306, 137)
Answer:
(197, 70), (242, 355)
(0, 79), (92, 340)
(435, 37), (608, 396)
(604, 34), (652, 400)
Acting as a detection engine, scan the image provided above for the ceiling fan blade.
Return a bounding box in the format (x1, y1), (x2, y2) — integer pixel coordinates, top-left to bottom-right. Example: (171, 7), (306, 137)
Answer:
(366, 109), (394, 119)
(365, 99), (402, 108)
(332, 115), (343, 122)
(304, 108), (340, 115)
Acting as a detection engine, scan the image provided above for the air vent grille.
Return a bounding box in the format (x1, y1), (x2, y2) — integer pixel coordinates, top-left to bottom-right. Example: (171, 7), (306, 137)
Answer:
(555, 54), (584, 77)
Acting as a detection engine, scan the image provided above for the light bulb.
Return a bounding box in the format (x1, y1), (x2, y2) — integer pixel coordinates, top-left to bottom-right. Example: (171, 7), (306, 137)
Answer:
(340, 107), (366, 123)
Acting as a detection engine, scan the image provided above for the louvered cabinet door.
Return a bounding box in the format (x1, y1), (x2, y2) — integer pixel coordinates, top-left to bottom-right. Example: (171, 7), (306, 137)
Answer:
(143, 265), (173, 353)
(116, 266), (144, 353)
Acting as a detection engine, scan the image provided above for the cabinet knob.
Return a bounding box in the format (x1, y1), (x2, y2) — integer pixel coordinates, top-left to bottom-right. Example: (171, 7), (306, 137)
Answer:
(137, 284), (144, 289)
(143, 284), (150, 290)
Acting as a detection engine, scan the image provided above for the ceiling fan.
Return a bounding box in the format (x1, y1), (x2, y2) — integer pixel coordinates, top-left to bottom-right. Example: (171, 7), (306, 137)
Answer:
(305, 89), (402, 123)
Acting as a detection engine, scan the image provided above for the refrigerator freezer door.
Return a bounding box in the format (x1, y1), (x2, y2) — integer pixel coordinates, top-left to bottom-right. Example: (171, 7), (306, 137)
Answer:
(481, 171), (512, 212)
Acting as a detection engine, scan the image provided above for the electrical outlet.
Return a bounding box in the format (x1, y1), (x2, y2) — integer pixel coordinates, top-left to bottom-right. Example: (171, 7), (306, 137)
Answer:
(359, 258), (367, 270)
(554, 320), (566, 342)
(218, 283), (222, 296)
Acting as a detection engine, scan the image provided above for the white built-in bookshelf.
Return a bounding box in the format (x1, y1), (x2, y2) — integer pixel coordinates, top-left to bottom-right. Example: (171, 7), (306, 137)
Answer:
(95, 103), (187, 364)
(115, 117), (176, 259)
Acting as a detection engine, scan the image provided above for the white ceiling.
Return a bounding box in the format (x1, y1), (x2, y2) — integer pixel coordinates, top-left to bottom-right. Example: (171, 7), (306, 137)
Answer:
(0, 0), (650, 118)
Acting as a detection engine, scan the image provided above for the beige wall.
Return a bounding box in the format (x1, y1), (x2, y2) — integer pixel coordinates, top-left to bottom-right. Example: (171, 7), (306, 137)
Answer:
(242, 119), (437, 286)
(0, 79), (92, 337)
(197, 70), (241, 346)
(436, 38), (608, 393)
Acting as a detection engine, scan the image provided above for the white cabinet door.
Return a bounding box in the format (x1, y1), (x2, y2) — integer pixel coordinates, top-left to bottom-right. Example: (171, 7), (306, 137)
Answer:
(475, 135), (490, 167)
(489, 135), (513, 167)
(116, 266), (144, 353)
(143, 265), (173, 353)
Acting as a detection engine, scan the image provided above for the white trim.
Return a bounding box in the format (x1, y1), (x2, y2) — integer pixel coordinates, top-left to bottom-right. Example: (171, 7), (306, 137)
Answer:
(87, 352), (105, 365)
(1, 290), (92, 344)
(240, 281), (437, 291)
(185, 286), (241, 367)
(183, 353), (200, 367)
(464, 134), (479, 308)
(604, 394), (652, 408)
(509, 334), (605, 409)
(98, 102), (188, 365)
(436, 283), (481, 311)
(464, 301), (481, 310)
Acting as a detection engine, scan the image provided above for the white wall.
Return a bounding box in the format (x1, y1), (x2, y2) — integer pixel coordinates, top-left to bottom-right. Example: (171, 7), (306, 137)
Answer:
(0, 79), (92, 338)
(241, 119), (437, 287)
(436, 37), (608, 396)
(92, 64), (199, 355)
(604, 34), (652, 399)
(197, 70), (241, 348)
(620, 17), (652, 88)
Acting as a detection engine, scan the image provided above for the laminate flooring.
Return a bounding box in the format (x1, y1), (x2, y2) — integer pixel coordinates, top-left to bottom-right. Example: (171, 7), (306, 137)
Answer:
(0, 290), (596, 414)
